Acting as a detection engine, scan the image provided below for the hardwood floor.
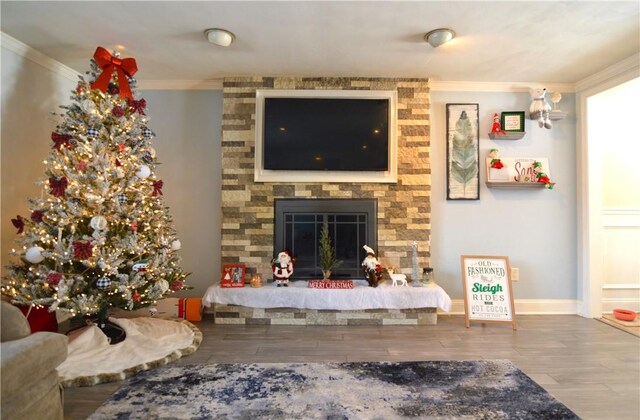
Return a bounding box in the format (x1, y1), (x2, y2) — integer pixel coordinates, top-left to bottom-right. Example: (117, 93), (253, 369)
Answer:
(64, 315), (640, 419)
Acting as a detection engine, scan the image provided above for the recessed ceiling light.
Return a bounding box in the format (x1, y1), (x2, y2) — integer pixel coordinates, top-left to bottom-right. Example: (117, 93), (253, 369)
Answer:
(424, 28), (455, 48)
(204, 28), (235, 47)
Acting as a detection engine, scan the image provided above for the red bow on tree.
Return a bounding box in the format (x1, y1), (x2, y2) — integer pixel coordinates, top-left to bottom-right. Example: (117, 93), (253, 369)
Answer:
(73, 240), (93, 260)
(49, 177), (68, 197)
(152, 180), (164, 196)
(11, 215), (25, 234)
(127, 98), (146, 115)
(51, 132), (72, 150)
(90, 47), (138, 100)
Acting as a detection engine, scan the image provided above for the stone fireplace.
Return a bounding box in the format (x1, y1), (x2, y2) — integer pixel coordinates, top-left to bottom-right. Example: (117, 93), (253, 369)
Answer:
(221, 77), (431, 281)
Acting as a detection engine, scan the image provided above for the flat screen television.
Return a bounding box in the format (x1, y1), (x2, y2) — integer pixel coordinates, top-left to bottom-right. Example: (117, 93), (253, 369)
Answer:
(263, 98), (389, 171)
(255, 89), (397, 183)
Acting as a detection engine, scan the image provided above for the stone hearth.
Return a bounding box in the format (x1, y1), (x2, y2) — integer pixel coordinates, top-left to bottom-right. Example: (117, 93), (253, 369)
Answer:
(213, 305), (437, 325)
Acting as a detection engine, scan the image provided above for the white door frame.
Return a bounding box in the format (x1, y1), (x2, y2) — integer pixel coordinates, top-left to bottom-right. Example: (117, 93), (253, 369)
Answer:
(576, 54), (639, 317)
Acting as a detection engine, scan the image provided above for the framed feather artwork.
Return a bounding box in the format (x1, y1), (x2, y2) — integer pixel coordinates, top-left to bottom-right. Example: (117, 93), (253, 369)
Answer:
(446, 104), (480, 200)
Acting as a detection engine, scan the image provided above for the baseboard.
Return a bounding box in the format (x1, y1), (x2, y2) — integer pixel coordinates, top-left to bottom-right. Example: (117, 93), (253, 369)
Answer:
(440, 299), (579, 315)
(602, 298), (640, 314)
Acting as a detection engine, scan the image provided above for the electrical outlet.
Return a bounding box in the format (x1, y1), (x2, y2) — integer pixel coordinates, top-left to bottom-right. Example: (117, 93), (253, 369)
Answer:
(511, 267), (519, 281)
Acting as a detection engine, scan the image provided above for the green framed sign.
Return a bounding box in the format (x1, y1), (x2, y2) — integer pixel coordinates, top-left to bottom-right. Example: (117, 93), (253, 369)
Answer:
(500, 111), (525, 132)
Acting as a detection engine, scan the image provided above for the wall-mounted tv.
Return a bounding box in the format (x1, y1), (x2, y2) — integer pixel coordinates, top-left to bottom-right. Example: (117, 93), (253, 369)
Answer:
(255, 89), (397, 183)
(264, 98), (389, 171)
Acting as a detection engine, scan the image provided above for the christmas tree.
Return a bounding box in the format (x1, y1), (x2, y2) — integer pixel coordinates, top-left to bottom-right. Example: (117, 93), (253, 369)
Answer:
(318, 220), (341, 279)
(2, 47), (188, 320)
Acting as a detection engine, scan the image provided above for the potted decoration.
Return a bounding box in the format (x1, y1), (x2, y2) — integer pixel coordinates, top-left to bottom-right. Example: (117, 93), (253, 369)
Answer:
(319, 220), (341, 279)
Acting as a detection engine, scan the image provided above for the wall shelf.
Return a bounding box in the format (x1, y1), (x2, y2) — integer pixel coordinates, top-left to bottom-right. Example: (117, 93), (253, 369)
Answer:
(488, 132), (525, 140)
(486, 181), (554, 189)
(530, 110), (567, 121)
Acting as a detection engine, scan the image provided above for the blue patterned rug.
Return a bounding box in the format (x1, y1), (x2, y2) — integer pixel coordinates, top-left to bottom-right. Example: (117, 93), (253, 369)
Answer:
(90, 360), (579, 419)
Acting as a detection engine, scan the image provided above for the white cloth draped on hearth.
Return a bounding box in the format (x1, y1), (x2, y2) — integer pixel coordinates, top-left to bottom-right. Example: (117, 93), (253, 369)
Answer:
(203, 280), (452, 312)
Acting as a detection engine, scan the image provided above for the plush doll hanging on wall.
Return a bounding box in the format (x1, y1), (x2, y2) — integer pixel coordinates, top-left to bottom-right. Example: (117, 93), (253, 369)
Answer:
(529, 88), (552, 129)
(361, 245), (383, 287)
(272, 250), (295, 287)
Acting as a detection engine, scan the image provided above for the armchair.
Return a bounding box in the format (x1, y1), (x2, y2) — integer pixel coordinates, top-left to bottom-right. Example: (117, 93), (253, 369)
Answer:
(1, 301), (68, 420)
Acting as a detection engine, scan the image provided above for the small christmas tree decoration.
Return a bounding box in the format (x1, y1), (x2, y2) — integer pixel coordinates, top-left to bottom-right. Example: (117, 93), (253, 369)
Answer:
(318, 220), (341, 279)
(25, 247), (45, 264)
(96, 277), (112, 290)
(11, 215), (25, 234)
(2, 47), (189, 341)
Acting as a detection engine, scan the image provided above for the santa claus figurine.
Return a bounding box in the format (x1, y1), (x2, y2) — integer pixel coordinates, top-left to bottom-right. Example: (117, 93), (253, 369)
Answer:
(272, 250), (295, 287)
(361, 245), (383, 287)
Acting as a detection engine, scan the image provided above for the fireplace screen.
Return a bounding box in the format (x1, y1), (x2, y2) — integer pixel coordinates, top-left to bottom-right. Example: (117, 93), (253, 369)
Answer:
(275, 199), (377, 280)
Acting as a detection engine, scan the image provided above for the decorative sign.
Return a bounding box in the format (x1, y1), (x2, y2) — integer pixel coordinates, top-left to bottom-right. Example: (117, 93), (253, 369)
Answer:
(500, 111), (525, 132)
(307, 280), (355, 289)
(220, 264), (246, 288)
(461, 255), (517, 330)
(486, 157), (550, 183)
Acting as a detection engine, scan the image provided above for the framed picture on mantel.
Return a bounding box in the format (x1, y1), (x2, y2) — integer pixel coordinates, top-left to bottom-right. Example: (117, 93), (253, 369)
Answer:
(446, 104), (480, 200)
(220, 264), (246, 288)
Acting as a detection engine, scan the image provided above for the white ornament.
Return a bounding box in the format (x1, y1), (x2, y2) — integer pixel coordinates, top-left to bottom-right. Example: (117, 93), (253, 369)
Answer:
(170, 239), (182, 251)
(113, 167), (125, 179)
(90, 215), (108, 231)
(25, 246), (45, 264)
(157, 279), (170, 293)
(136, 165), (151, 179)
(81, 99), (97, 114)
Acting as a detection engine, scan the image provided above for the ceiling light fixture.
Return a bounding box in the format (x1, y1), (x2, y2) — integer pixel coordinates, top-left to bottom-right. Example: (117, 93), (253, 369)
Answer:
(204, 28), (235, 47)
(424, 28), (455, 48)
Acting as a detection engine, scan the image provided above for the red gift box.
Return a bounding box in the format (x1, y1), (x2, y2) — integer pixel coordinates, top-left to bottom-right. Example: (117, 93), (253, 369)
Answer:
(18, 305), (58, 333)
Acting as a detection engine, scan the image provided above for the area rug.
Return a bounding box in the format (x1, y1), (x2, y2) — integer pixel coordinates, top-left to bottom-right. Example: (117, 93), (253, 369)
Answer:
(58, 317), (202, 387)
(89, 360), (579, 419)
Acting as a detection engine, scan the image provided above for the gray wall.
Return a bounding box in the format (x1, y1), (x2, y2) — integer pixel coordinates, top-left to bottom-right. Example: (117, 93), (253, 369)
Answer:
(1, 47), (76, 269)
(139, 90), (222, 298)
(430, 91), (577, 300)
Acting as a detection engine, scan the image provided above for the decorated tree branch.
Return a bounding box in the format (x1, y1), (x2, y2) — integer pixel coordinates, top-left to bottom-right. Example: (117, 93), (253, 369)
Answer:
(2, 47), (189, 331)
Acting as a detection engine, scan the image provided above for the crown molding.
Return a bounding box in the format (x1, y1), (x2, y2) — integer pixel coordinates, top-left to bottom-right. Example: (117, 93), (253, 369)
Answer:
(137, 79), (223, 90)
(429, 80), (575, 93)
(1, 32), (80, 81)
(575, 53), (640, 93)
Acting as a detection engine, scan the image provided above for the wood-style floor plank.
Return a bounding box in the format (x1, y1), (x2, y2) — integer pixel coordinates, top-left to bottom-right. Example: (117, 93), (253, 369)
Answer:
(63, 315), (640, 420)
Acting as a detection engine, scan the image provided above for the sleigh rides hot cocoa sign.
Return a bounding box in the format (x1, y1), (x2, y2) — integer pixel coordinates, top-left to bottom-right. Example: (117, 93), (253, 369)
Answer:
(461, 255), (517, 330)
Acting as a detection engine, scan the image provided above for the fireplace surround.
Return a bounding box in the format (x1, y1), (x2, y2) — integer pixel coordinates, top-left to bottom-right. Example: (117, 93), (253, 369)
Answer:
(221, 77), (431, 281)
(274, 199), (377, 280)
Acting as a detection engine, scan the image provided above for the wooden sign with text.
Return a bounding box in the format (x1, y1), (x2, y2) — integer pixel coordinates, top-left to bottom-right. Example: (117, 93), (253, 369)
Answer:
(461, 255), (517, 330)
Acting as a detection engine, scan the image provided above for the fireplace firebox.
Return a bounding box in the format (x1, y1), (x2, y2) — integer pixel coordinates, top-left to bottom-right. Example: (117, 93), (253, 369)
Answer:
(274, 199), (377, 280)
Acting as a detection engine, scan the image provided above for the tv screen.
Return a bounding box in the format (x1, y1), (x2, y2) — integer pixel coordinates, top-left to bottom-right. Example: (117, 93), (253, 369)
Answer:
(263, 98), (389, 171)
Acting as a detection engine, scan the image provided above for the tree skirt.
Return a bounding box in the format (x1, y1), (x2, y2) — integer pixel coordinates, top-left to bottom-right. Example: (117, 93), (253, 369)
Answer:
(58, 317), (202, 387)
(89, 360), (579, 419)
